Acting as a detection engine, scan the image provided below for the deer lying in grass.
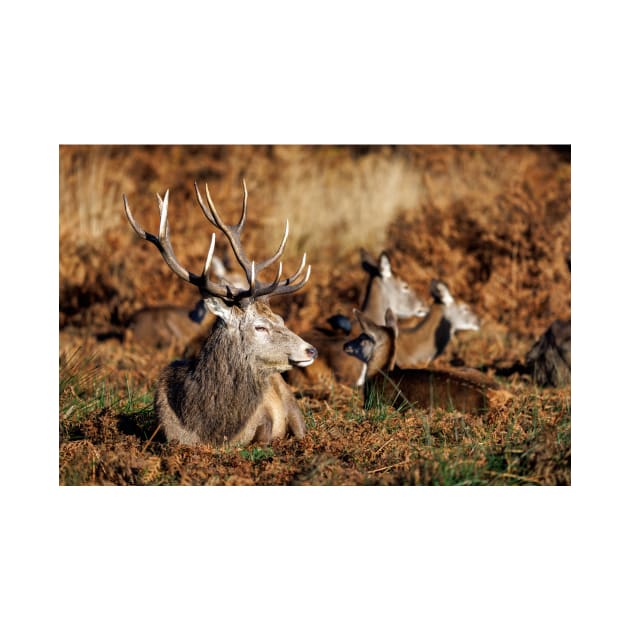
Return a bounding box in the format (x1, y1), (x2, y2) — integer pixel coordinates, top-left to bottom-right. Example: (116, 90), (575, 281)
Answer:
(126, 300), (207, 349)
(123, 181), (317, 446)
(318, 275), (479, 388)
(343, 309), (510, 413)
(285, 250), (429, 388)
(394, 279), (480, 367)
(125, 257), (247, 350)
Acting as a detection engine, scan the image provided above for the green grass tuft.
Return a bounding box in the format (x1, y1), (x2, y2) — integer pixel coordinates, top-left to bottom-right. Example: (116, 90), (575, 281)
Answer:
(240, 446), (275, 463)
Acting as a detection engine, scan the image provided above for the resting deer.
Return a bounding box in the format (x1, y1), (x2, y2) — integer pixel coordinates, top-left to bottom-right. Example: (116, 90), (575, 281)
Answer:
(123, 181), (317, 446)
(394, 279), (480, 367)
(343, 309), (510, 414)
(125, 257), (247, 351)
(285, 250), (429, 388)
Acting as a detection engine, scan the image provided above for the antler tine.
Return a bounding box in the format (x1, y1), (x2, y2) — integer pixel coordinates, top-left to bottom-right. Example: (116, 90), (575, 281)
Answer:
(157, 191), (169, 242)
(251, 261), (284, 300)
(202, 232), (217, 279)
(194, 181), (218, 228)
(254, 218), (289, 273)
(271, 263), (312, 297)
(256, 254), (311, 300)
(282, 252), (307, 285)
(123, 191), (230, 299)
(237, 179), (248, 231)
(123, 193), (150, 241)
(156, 191), (209, 286)
(194, 181), (254, 287)
(190, 181), (313, 303)
(250, 260), (256, 290)
(204, 183), (230, 232)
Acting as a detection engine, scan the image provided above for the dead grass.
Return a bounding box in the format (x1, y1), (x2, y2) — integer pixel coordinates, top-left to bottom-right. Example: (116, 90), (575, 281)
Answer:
(58, 144), (570, 485)
(59, 348), (570, 485)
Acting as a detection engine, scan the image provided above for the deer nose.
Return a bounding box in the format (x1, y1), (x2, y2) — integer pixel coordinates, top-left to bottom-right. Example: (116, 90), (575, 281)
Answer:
(305, 345), (318, 360)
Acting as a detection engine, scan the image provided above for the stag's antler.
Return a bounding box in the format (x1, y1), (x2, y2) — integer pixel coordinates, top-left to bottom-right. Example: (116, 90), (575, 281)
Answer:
(123, 190), (233, 300)
(123, 181), (311, 305)
(193, 180), (310, 302)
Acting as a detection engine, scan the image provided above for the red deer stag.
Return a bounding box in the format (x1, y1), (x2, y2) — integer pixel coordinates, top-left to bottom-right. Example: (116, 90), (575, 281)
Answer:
(123, 181), (317, 446)
(343, 309), (510, 414)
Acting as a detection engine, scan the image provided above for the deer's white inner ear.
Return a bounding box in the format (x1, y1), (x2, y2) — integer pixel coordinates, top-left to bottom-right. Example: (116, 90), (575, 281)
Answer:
(379, 253), (392, 278)
(440, 287), (455, 306)
(204, 296), (233, 322)
(434, 282), (454, 306)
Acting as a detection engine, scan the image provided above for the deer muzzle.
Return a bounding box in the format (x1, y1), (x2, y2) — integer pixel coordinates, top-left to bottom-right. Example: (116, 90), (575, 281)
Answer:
(289, 343), (318, 368)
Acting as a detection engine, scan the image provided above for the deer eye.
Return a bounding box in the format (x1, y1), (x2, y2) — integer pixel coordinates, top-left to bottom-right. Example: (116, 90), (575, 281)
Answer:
(255, 325), (270, 334)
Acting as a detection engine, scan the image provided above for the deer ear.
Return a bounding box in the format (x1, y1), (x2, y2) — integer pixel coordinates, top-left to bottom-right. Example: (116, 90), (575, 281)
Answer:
(354, 308), (378, 334)
(430, 279), (454, 305)
(360, 248), (379, 275)
(188, 299), (208, 323)
(204, 296), (233, 323)
(378, 252), (392, 278)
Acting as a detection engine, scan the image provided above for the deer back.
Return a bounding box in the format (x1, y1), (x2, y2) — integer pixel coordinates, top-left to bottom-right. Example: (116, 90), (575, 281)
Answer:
(394, 305), (449, 366)
(127, 305), (193, 346)
(359, 250), (428, 323)
(366, 365), (510, 414)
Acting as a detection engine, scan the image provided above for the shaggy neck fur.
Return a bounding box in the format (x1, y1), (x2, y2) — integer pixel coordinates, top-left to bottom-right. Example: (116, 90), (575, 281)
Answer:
(178, 317), (269, 443)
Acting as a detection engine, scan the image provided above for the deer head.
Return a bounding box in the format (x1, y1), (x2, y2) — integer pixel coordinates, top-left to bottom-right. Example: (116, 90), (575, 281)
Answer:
(430, 279), (480, 332)
(360, 249), (429, 323)
(202, 296), (317, 372)
(343, 308), (398, 380)
(123, 181), (317, 369)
